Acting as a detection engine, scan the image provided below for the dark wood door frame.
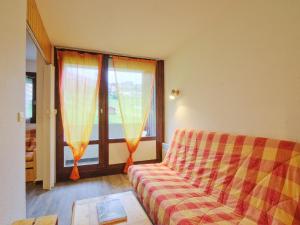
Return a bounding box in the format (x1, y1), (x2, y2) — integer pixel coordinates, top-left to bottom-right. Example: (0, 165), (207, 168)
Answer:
(54, 47), (164, 182)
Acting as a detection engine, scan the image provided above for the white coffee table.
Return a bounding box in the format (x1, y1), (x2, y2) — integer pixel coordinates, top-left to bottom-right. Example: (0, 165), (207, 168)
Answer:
(72, 191), (153, 225)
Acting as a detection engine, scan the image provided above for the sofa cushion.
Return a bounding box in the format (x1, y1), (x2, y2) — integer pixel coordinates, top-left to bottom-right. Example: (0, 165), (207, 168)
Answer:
(130, 164), (258, 225)
(128, 163), (173, 190)
(133, 168), (205, 224)
(26, 151), (34, 162)
(162, 129), (185, 175)
(214, 139), (300, 224)
(168, 195), (256, 225)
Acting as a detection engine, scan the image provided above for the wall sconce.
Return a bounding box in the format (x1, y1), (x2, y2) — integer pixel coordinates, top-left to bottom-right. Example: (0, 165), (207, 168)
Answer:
(169, 89), (180, 100)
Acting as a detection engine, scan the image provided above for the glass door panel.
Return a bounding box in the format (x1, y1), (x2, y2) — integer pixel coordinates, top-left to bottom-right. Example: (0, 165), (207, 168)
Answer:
(64, 144), (99, 167)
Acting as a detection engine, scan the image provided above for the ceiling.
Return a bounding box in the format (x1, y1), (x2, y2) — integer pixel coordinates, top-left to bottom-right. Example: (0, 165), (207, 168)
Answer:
(36, 0), (229, 59)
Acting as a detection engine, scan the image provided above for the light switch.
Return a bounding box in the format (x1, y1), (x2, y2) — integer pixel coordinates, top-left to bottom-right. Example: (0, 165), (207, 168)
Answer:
(17, 112), (25, 122)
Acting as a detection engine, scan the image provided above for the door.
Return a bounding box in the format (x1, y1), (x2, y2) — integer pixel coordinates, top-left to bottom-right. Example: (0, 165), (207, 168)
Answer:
(42, 64), (56, 189)
(55, 51), (108, 181)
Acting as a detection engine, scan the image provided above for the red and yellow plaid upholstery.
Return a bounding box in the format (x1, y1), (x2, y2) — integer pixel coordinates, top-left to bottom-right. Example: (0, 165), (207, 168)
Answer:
(128, 129), (300, 225)
(26, 129), (36, 152)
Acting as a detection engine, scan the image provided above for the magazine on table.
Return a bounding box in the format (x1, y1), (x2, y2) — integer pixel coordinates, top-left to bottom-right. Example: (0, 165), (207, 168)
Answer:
(96, 198), (127, 225)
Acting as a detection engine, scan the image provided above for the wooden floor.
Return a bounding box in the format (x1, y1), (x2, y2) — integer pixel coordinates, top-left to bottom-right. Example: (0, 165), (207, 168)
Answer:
(26, 174), (132, 225)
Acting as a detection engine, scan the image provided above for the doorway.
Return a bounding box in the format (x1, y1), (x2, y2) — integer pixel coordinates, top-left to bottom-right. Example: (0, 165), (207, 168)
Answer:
(25, 31), (38, 183)
(25, 28), (56, 190)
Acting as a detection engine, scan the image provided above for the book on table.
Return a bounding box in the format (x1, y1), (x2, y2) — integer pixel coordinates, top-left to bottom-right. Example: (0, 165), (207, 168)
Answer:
(96, 198), (127, 225)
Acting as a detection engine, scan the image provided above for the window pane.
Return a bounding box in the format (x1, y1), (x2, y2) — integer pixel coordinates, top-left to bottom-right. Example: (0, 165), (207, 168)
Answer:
(108, 68), (124, 139)
(64, 144), (99, 167)
(145, 90), (156, 137)
(25, 77), (33, 120)
(63, 94), (99, 141)
(108, 59), (156, 139)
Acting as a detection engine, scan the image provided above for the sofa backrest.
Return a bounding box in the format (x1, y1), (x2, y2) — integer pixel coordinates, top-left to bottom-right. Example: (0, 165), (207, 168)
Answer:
(163, 129), (300, 224)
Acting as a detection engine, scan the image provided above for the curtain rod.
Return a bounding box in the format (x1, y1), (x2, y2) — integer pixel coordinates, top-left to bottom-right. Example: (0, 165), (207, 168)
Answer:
(55, 45), (163, 61)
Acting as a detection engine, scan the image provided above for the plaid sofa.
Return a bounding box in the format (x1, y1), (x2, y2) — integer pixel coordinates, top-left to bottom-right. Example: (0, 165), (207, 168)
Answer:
(128, 129), (300, 225)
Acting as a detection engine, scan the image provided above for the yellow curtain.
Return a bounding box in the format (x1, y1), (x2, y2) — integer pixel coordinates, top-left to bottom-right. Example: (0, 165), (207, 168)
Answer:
(112, 56), (156, 173)
(58, 51), (102, 181)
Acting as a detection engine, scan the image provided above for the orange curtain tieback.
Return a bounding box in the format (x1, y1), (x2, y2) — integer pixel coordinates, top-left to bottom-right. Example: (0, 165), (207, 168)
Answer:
(70, 160), (80, 181)
(123, 152), (134, 173)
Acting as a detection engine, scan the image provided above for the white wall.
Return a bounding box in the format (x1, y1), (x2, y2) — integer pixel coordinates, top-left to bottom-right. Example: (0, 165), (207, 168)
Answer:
(165, 0), (300, 143)
(0, 1), (26, 224)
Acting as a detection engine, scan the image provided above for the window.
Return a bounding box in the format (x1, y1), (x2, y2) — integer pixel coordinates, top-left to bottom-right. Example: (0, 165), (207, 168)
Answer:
(55, 50), (164, 181)
(25, 73), (36, 123)
(108, 59), (156, 139)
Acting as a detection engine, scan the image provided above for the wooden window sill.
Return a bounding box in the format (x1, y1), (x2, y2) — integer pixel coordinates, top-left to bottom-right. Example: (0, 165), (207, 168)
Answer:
(109, 136), (156, 143)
